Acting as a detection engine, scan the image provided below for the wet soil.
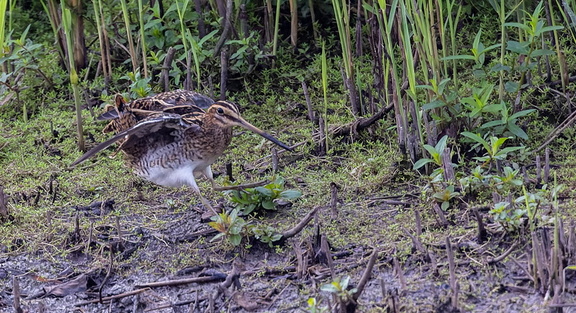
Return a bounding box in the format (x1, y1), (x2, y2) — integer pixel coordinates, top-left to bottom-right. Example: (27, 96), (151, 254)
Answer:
(2, 190), (574, 313)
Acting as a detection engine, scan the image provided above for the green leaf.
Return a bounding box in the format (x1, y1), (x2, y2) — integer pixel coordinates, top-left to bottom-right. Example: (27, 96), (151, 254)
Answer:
(279, 189), (302, 200)
(506, 41), (529, 54)
(509, 109), (536, 120)
(441, 201), (450, 210)
(262, 199), (275, 210)
(505, 81), (519, 93)
(435, 135), (449, 154)
(490, 63), (510, 72)
(441, 55), (476, 61)
(229, 234), (242, 246)
(483, 104), (503, 113)
(539, 25), (564, 33)
(491, 137), (509, 153)
(531, 49), (555, 57)
(504, 22), (531, 32)
(481, 43), (502, 54)
(320, 283), (340, 293)
(255, 186), (273, 197)
(461, 132), (490, 152)
(497, 146), (524, 156)
(507, 122), (529, 140)
(481, 120), (504, 128)
(413, 158), (432, 170)
(422, 100), (447, 111)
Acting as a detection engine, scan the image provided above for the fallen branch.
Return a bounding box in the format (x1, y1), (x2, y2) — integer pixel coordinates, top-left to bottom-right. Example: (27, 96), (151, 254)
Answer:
(75, 288), (150, 306)
(331, 104), (393, 137)
(487, 242), (518, 265)
(353, 248), (379, 301)
(134, 274), (226, 288)
(281, 206), (322, 239)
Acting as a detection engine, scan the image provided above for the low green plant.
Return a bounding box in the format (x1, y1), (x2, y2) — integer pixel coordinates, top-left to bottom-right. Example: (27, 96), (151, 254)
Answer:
(490, 200), (527, 230)
(442, 29), (501, 78)
(461, 133), (524, 166)
(433, 185), (460, 211)
(121, 71), (152, 98)
(413, 135), (449, 172)
(249, 224), (282, 247)
(305, 297), (328, 313)
(209, 208), (247, 246)
(226, 177), (302, 215)
(320, 276), (357, 309)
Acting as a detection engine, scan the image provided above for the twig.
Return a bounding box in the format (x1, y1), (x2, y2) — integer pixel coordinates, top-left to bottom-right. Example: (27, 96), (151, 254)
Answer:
(331, 104), (393, 137)
(212, 0), (233, 58)
(353, 248), (379, 301)
(446, 237), (459, 310)
(99, 243), (114, 303)
(220, 48), (228, 100)
(330, 182), (339, 218)
(75, 288), (150, 306)
(473, 207), (487, 244)
(159, 47), (176, 92)
(487, 242), (518, 264)
(301, 81), (315, 121)
(320, 235), (335, 278)
(0, 186), (8, 220)
(281, 206), (321, 239)
(13, 276), (22, 313)
(135, 274), (226, 288)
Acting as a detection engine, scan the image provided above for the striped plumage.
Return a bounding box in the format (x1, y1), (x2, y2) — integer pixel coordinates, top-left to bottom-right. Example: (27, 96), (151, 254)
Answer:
(72, 90), (292, 213)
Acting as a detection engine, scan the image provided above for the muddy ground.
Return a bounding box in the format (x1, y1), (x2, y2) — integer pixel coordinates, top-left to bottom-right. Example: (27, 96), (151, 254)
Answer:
(1, 183), (574, 313)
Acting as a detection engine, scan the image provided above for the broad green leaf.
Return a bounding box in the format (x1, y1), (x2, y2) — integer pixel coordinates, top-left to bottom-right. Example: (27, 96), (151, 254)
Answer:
(461, 132), (490, 152)
(441, 201), (450, 210)
(504, 22), (531, 32)
(423, 144), (439, 158)
(509, 109), (536, 120)
(255, 186), (273, 197)
(262, 199), (275, 210)
(505, 81), (519, 93)
(483, 104), (503, 113)
(490, 63), (511, 72)
(481, 120), (504, 128)
(208, 222), (226, 233)
(441, 55), (476, 61)
(422, 100), (446, 110)
(320, 283), (340, 293)
(506, 41), (529, 54)
(481, 43), (502, 54)
(416, 84), (435, 91)
(413, 158), (433, 170)
(507, 122), (529, 140)
(435, 135), (449, 154)
(279, 189), (302, 200)
(539, 25), (564, 33)
(497, 146), (524, 155)
(230, 234), (242, 246)
(490, 137), (509, 153)
(531, 49), (555, 57)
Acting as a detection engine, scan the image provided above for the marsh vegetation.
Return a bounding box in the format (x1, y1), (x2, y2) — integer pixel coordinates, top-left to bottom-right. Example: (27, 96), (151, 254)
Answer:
(2, 0), (576, 312)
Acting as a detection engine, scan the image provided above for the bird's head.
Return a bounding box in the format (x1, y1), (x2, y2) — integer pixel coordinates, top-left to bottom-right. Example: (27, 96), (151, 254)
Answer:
(207, 101), (293, 152)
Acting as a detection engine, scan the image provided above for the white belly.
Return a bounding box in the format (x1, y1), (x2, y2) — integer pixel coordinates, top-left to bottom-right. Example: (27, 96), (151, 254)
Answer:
(140, 160), (210, 188)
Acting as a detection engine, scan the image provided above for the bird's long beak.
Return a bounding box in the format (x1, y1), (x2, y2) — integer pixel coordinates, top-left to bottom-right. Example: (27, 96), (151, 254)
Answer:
(237, 118), (293, 151)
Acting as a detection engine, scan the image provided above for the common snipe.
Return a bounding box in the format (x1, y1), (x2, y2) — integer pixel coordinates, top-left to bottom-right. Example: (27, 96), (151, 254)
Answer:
(72, 90), (292, 213)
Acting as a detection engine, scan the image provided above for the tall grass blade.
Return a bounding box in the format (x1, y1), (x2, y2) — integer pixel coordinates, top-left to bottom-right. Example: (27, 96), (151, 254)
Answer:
(61, 0), (84, 150)
(138, 0), (148, 78)
(120, 0), (138, 73)
(321, 41), (329, 153)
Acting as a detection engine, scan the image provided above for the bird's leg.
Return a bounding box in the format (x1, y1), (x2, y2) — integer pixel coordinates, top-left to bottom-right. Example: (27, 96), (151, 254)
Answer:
(198, 193), (219, 216)
(201, 166), (268, 191)
(187, 174), (219, 216)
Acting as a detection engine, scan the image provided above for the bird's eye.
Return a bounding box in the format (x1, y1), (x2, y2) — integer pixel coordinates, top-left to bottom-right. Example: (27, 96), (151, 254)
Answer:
(217, 107), (224, 114)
